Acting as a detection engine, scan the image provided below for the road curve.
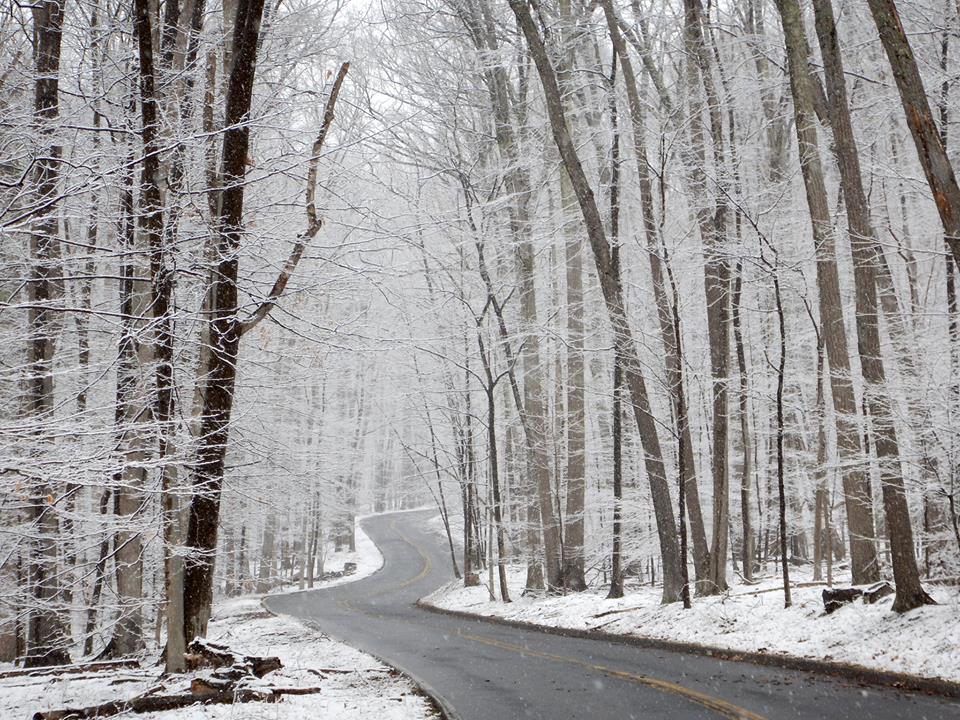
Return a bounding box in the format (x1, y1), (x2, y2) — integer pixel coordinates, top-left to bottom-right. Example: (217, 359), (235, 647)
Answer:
(264, 509), (957, 720)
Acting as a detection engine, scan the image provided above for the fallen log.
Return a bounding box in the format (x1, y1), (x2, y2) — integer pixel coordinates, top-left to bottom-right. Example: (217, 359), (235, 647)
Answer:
(0, 659), (140, 680)
(33, 687), (277, 720)
(823, 587), (863, 614)
(271, 686), (323, 696)
(33, 640), (296, 719)
(190, 675), (236, 697)
(307, 666), (395, 676)
(184, 638), (281, 678)
(33, 684), (324, 720)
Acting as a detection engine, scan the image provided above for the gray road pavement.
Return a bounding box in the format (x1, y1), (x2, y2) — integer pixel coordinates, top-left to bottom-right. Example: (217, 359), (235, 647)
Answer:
(264, 509), (958, 719)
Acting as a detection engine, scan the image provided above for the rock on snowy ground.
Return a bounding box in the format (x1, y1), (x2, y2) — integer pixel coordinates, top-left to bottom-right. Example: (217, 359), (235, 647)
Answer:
(423, 565), (960, 684)
(1, 523), (433, 720)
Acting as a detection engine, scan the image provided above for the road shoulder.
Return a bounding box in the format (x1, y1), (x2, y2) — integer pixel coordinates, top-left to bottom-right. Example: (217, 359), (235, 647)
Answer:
(420, 573), (960, 699)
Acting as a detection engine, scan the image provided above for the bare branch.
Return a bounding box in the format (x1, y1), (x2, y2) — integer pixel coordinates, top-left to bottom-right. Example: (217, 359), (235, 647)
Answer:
(237, 62), (349, 337)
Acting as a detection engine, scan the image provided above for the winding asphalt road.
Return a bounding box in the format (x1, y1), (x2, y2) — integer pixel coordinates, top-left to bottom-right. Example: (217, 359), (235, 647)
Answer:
(265, 509), (957, 719)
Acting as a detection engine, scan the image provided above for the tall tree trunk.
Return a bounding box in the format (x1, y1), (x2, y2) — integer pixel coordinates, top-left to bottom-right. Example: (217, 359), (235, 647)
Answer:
(774, 0), (880, 585)
(182, 0), (268, 641)
(510, 0), (682, 603)
(100, 91), (144, 659)
(478, 333), (510, 602)
(606, 52), (624, 601)
(561, 166), (587, 592)
(866, 0), (960, 269)
(773, 272), (791, 608)
(554, 0), (586, 594)
(256, 516), (276, 593)
(133, 0), (186, 666)
(24, 0), (71, 668)
(813, 330), (829, 583)
(732, 264), (754, 582)
(602, 0), (711, 585)
(462, 0), (559, 590)
(812, 0), (933, 611)
(682, 0), (732, 595)
(82, 488), (112, 656)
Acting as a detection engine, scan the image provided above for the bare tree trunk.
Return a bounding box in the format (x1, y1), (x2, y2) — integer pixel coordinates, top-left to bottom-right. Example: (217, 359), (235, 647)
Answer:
(682, 0), (732, 596)
(732, 264), (754, 582)
(98, 95), (140, 659)
(550, 0), (586, 594)
(82, 489), (111, 656)
(460, 0), (560, 590)
(106, 131), (149, 655)
(478, 332), (510, 602)
(182, 12), (345, 640)
(111, 388), (148, 657)
(256, 516), (276, 594)
(813, 329), (829, 583)
(812, 0), (933, 611)
(560, 165), (586, 592)
(775, 0), (880, 585)
(471, 230), (542, 590)
(773, 272), (791, 608)
(510, 0), (682, 603)
(606, 54), (624, 601)
(24, 0), (71, 668)
(182, 0), (268, 641)
(132, 0), (187, 666)
(668, 252), (694, 611)
(867, 0), (960, 269)
(602, 0), (711, 585)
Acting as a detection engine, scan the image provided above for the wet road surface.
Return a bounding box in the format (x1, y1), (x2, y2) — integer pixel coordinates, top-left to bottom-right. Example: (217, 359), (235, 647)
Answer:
(264, 509), (958, 719)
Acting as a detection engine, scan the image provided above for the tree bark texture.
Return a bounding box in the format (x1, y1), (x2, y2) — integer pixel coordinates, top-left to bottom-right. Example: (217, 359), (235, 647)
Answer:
(775, 0), (880, 585)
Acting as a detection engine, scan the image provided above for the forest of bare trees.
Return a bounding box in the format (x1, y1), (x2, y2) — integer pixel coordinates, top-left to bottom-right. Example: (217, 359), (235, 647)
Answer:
(2, 0), (959, 672)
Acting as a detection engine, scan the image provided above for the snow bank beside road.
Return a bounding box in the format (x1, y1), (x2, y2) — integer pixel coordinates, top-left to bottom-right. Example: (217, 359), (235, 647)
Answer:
(267, 520), (384, 597)
(423, 566), (960, 684)
(4, 596), (434, 720)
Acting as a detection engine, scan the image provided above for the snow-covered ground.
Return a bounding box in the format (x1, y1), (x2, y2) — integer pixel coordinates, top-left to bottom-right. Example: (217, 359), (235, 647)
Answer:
(2, 523), (432, 720)
(423, 565), (960, 684)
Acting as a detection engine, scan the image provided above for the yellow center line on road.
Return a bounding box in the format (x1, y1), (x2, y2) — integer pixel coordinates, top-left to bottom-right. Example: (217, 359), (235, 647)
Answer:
(339, 517), (768, 720)
(457, 631), (766, 720)
(337, 519), (433, 612)
(389, 519), (434, 591)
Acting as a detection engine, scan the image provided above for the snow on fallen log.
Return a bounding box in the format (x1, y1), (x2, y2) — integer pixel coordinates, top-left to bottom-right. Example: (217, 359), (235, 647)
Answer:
(32, 685), (325, 720)
(33, 640), (302, 719)
(0, 659), (140, 680)
(183, 637), (282, 677)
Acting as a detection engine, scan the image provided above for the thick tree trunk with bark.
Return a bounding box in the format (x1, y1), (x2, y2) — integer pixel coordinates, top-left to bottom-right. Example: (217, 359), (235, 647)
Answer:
(561, 167), (587, 592)
(682, 0), (732, 595)
(812, 0), (933, 612)
(24, 0), (71, 668)
(775, 0), (880, 585)
(181, 12), (346, 640)
(182, 0), (267, 640)
(867, 0), (960, 267)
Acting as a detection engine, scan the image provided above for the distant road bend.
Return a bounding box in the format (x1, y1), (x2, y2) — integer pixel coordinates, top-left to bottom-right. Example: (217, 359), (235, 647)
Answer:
(264, 509), (957, 720)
